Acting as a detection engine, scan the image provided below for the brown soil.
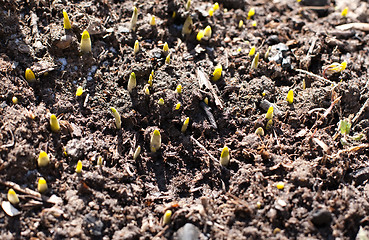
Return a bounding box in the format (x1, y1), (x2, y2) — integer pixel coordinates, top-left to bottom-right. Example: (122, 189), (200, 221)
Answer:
(1, 0), (369, 239)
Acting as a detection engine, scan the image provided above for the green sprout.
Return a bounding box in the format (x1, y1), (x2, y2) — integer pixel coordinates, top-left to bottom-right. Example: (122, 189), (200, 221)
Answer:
(130, 6), (138, 31)
(133, 146), (141, 160)
(220, 146), (230, 166)
(181, 117), (190, 133)
(109, 107), (121, 129)
(127, 72), (136, 92)
(50, 114), (60, 132)
(251, 52), (260, 69)
(339, 119), (351, 135)
(38, 150), (50, 167)
(255, 127), (264, 136)
(150, 129), (161, 152)
(80, 30), (91, 53)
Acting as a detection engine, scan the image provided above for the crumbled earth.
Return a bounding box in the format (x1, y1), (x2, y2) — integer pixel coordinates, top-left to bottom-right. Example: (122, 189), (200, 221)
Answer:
(1, 0), (369, 239)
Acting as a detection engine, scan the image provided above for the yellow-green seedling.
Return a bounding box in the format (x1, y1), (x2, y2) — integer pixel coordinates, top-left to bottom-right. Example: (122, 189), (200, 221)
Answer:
(63, 10), (72, 29)
(302, 79), (306, 90)
(286, 90), (294, 104)
(172, 11), (176, 18)
(238, 20), (244, 28)
(75, 160), (82, 173)
(12, 96), (18, 104)
(323, 60), (347, 76)
(176, 84), (182, 94)
(25, 68), (36, 82)
(185, 0), (191, 11)
(165, 53), (171, 64)
(158, 98), (164, 105)
(182, 16), (193, 35)
(266, 119), (273, 130)
(212, 65), (222, 81)
(163, 210), (172, 225)
(80, 30), (91, 53)
(130, 6), (138, 31)
(208, 8), (214, 17)
(341, 7), (348, 17)
(181, 117), (190, 133)
(339, 119), (351, 135)
(255, 127), (264, 136)
(144, 85), (150, 95)
(163, 42), (169, 56)
(150, 129), (161, 152)
(203, 25), (212, 40)
(251, 52), (260, 69)
(76, 86), (84, 97)
(352, 133), (364, 141)
(127, 72), (136, 92)
(133, 146), (141, 160)
(50, 114), (60, 132)
(150, 16), (156, 26)
(134, 40), (139, 55)
(204, 97), (209, 105)
(97, 156), (103, 166)
(109, 107), (121, 129)
(175, 102), (181, 110)
(252, 21), (257, 27)
(38, 150), (50, 167)
(7, 189), (19, 205)
(220, 146), (230, 166)
(38, 177), (48, 193)
(276, 182), (284, 190)
(265, 106), (274, 120)
(247, 7), (255, 19)
(213, 2), (219, 11)
(148, 73), (153, 87)
(264, 46), (271, 60)
(196, 30), (204, 41)
(249, 46), (256, 56)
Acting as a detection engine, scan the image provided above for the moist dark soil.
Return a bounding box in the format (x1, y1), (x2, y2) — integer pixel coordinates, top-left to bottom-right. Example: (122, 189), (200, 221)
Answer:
(1, 0), (369, 239)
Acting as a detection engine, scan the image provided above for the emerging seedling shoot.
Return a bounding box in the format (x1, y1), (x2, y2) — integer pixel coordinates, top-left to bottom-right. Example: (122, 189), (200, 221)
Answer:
(63, 10), (72, 29)
(7, 189), (19, 205)
(286, 90), (294, 104)
(38, 177), (48, 193)
(50, 114), (60, 132)
(163, 210), (172, 225)
(76, 86), (84, 97)
(150, 16), (156, 26)
(176, 84), (182, 94)
(163, 42), (169, 56)
(38, 150), (50, 167)
(212, 65), (222, 81)
(251, 52), (260, 69)
(130, 6), (138, 31)
(109, 107), (121, 129)
(265, 106), (274, 120)
(127, 72), (136, 92)
(80, 30), (91, 53)
(25, 68), (36, 82)
(181, 117), (190, 133)
(134, 40), (139, 55)
(220, 146), (230, 166)
(76, 160), (82, 173)
(150, 129), (161, 152)
(133, 146), (141, 160)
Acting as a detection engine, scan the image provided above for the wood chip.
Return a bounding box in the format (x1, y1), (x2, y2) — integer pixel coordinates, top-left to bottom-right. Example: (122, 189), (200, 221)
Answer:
(1, 201), (20, 217)
(196, 68), (223, 109)
(336, 23), (369, 31)
(312, 138), (330, 154)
